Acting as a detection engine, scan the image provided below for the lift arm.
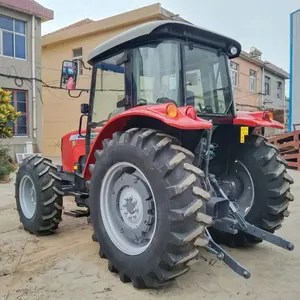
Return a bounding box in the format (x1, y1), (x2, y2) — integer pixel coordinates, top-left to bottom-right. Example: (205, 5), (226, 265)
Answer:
(202, 174), (295, 279)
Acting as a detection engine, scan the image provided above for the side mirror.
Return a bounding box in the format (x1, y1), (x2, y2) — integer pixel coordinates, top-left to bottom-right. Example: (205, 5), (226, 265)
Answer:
(60, 60), (78, 90)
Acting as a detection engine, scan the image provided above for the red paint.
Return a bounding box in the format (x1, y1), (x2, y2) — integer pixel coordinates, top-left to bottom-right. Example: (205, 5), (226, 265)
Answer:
(185, 106), (197, 120)
(83, 104), (212, 179)
(63, 106), (284, 177)
(61, 128), (100, 172)
(233, 111), (284, 129)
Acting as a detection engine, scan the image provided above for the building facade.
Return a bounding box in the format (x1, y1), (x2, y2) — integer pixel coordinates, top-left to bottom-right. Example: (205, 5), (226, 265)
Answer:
(230, 54), (262, 112)
(290, 8), (300, 131)
(0, 0), (53, 158)
(231, 50), (289, 133)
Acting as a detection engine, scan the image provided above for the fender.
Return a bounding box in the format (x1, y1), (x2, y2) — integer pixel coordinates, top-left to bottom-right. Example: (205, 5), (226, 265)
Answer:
(233, 111), (284, 129)
(83, 104), (212, 179)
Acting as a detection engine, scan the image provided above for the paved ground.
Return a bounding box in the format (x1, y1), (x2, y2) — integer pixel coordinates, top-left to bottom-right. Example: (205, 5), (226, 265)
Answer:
(1, 170), (300, 300)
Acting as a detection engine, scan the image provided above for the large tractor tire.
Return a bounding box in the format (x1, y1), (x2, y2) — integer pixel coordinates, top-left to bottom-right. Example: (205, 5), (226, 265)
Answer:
(15, 155), (63, 235)
(89, 128), (212, 289)
(211, 135), (294, 247)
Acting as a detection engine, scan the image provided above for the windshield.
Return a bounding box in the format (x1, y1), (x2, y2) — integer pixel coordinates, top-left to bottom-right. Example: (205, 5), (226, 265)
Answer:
(132, 41), (233, 114)
(90, 40), (233, 129)
(184, 45), (232, 115)
(132, 41), (181, 106)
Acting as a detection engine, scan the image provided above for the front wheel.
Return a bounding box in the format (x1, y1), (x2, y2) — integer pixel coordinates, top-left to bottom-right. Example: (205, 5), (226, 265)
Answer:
(211, 135), (294, 247)
(15, 155), (63, 235)
(89, 128), (212, 288)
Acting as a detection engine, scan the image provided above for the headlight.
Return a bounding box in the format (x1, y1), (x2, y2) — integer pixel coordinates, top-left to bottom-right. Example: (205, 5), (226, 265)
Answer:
(230, 46), (238, 56)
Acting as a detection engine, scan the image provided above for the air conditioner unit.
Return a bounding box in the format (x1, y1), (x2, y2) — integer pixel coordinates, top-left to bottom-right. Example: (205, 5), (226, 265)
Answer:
(16, 153), (43, 164)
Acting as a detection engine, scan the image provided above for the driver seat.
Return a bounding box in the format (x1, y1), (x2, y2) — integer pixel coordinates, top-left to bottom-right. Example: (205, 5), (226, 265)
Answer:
(166, 89), (195, 106)
(186, 90), (195, 106)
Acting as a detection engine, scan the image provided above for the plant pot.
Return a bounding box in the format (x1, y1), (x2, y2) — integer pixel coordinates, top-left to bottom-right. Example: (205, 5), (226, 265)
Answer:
(0, 174), (11, 183)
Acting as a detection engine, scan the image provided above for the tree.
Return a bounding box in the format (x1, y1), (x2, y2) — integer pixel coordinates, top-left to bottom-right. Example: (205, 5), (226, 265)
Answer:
(0, 88), (21, 139)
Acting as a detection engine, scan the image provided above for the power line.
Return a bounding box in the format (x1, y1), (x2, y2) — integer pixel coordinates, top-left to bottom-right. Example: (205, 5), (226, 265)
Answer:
(0, 72), (59, 89)
(0, 72), (121, 93)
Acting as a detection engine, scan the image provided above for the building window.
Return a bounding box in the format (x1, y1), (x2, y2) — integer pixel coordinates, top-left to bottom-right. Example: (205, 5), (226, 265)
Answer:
(230, 61), (239, 87)
(265, 76), (271, 95)
(249, 69), (256, 92)
(277, 81), (282, 99)
(72, 47), (83, 75)
(8, 90), (28, 136)
(0, 15), (26, 59)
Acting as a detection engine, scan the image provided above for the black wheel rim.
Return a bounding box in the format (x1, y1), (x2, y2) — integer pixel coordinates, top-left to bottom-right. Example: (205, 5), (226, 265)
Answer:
(225, 160), (255, 217)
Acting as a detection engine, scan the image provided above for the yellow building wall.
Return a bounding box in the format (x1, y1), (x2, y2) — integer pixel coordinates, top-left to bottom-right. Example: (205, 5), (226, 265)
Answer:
(42, 19), (159, 156)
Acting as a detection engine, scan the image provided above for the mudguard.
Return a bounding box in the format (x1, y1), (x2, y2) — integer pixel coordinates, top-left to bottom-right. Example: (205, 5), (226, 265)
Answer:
(83, 104), (212, 179)
(233, 111), (284, 129)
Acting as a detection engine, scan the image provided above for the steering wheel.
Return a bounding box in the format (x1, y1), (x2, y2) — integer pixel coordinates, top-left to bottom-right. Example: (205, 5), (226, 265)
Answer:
(137, 98), (148, 106)
(198, 103), (203, 112)
(186, 95), (204, 113)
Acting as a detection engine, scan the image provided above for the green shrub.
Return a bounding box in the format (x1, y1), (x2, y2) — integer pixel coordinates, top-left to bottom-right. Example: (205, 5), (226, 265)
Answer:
(0, 88), (21, 139)
(0, 145), (16, 180)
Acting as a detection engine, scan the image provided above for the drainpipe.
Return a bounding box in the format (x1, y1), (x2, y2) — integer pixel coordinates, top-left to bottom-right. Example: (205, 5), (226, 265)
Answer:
(32, 15), (37, 139)
(261, 65), (265, 109)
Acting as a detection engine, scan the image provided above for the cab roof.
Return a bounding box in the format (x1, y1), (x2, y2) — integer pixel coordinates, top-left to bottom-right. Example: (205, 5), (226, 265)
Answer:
(87, 20), (241, 64)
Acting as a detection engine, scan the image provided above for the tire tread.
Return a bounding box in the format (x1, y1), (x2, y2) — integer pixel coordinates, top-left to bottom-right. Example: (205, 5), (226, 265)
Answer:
(90, 128), (211, 288)
(15, 156), (63, 235)
(214, 135), (293, 247)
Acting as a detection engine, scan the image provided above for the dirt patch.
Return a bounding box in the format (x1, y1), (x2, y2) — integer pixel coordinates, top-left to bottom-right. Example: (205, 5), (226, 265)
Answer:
(1, 171), (300, 300)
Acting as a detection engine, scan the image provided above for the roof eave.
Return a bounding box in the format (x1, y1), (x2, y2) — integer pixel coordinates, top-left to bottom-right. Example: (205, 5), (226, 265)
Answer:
(0, 1), (53, 22)
(42, 3), (162, 47)
(239, 51), (289, 79)
(264, 67), (290, 80)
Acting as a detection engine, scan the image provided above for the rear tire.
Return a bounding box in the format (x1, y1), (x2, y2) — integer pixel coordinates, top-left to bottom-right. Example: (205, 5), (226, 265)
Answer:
(89, 128), (212, 288)
(15, 155), (63, 235)
(211, 135), (294, 247)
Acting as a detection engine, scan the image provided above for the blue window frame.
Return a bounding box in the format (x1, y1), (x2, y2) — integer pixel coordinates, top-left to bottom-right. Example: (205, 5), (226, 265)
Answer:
(0, 15), (26, 59)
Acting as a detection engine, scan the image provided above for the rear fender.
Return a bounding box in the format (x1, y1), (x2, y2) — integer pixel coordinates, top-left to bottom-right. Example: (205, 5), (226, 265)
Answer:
(83, 104), (212, 179)
(234, 111), (284, 129)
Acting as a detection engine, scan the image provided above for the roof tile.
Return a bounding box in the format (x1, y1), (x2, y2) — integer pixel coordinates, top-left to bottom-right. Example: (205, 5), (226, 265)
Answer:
(0, 0), (53, 21)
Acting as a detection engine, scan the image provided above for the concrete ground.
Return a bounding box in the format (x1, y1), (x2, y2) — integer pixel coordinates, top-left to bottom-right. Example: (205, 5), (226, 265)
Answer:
(1, 170), (300, 300)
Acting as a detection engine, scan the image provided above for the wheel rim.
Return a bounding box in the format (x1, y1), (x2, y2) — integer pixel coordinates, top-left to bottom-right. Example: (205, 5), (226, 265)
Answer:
(224, 160), (255, 217)
(100, 162), (157, 256)
(19, 175), (37, 219)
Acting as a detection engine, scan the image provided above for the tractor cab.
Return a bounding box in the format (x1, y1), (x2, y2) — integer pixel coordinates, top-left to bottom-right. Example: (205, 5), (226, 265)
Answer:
(60, 21), (240, 149)
(59, 20), (281, 176)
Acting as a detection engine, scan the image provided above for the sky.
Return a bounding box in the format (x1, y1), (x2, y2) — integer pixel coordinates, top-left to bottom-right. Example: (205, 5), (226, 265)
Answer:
(37, 0), (299, 82)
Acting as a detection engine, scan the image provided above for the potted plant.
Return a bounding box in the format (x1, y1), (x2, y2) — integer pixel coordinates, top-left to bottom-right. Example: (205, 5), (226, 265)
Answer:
(0, 145), (16, 183)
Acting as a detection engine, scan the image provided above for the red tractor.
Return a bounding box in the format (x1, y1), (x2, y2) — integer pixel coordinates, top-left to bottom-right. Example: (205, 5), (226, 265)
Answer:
(15, 21), (294, 289)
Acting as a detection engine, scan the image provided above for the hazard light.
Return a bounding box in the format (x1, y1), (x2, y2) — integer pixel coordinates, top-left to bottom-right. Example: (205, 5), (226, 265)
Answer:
(262, 111), (273, 121)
